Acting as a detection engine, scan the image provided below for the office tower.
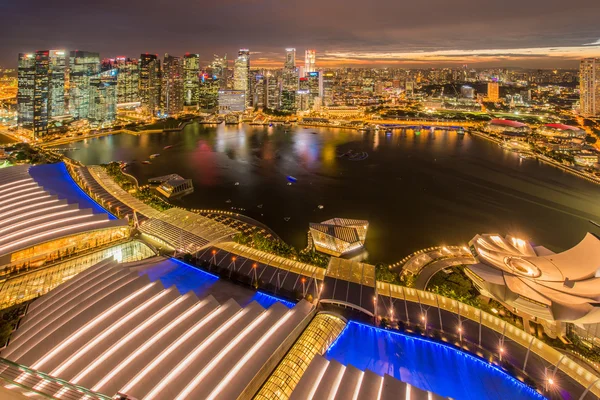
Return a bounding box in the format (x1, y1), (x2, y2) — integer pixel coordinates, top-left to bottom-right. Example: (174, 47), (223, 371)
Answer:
(322, 71), (335, 106)
(139, 53), (161, 115)
(487, 81), (500, 102)
(114, 57), (139, 104)
(253, 74), (267, 108)
(265, 72), (280, 109)
(183, 53), (200, 106)
(48, 50), (66, 117)
(580, 58), (600, 117)
(88, 69), (117, 126)
(199, 73), (219, 110)
(306, 71), (321, 109)
(69, 51), (100, 119)
(233, 49), (250, 107)
(281, 48), (298, 112)
(297, 77), (309, 111)
(160, 54), (184, 116)
(305, 49), (316, 75)
(17, 51), (49, 137)
(208, 54), (227, 89)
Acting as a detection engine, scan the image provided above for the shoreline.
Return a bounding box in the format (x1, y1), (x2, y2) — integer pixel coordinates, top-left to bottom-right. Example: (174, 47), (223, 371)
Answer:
(469, 130), (600, 185)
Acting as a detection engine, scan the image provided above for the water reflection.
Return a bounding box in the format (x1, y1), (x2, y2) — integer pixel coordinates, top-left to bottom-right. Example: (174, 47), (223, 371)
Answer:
(59, 122), (600, 263)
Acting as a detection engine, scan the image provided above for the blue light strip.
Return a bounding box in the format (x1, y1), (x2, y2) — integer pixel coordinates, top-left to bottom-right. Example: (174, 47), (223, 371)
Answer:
(169, 257), (220, 279)
(255, 291), (296, 308)
(326, 320), (546, 400)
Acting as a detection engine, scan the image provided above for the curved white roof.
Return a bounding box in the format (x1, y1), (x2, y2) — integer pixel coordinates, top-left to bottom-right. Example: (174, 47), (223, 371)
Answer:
(469, 233), (600, 323)
(0, 164), (126, 262)
(1, 256), (312, 399)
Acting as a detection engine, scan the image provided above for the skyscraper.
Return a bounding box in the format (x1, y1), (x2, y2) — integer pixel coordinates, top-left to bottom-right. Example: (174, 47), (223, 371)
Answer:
(487, 81), (500, 102)
(160, 54), (184, 116)
(281, 48), (298, 112)
(305, 49), (316, 75)
(69, 51), (100, 119)
(322, 71), (335, 106)
(183, 53), (200, 107)
(89, 69), (117, 126)
(265, 72), (280, 110)
(233, 49), (250, 107)
(580, 58), (600, 117)
(199, 73), (219, 110)
(17, 51), (49, 137)
(115, 57), (139, 104)
(306, 71), (321, 109)
(253, 74), (267, 108)
(139, 54), (161, 115)
(208, 54), (228, 89)
(48, 50), (66, 117)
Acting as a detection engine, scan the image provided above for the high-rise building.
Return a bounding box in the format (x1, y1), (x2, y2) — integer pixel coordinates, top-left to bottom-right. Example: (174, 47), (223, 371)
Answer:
(580, 58), (600, 117)
(17, 53), (36, 133)
(306, 71), (321, 109)
(281, 48), (298, 112)
(160, 54), (184, 116)
(304, 49), (316, 75)
(233, 49), (250, 107)
(199, 73), (219, 110)
(265, 72), (280, 110)
(183, 53), (200, 107)
(103, 57), (140, 104)
(139, 53), (161, 115)
(460, 85), (475, 99)
(208, 54), (227, 89)
(297, 78), (309, 111)
(253, 74), (267, 109)
(69, 51), (100, 119)
(487, 81), (500, 102)
(48, 50), (66, 117)
(17, 51), (49, 137)
(88, 69), (117, 126)
(322, 71), (335, 106)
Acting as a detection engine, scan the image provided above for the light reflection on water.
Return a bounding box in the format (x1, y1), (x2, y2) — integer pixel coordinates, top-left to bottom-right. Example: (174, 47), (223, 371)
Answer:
(59, 123), (600, 263)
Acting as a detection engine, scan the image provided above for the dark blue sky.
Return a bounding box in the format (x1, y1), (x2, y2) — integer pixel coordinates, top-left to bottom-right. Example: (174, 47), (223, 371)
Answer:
(2, 0), (599, 68)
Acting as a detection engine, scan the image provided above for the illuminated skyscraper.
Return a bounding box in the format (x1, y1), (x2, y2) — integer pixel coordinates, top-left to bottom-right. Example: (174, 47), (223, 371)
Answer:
(208, 54), (227, 89)
(183, 53), (200, 106)
(48, 50), (66, 117)
(580, 58), (600, 117)
(253, 74), (267, 108)
(281, 48), (298, 111)
(69, 51), (100, 119)
(487, 81), (500, 102)
(160, 54), (184, 116)
(233, 49), (250, 107)
(322, 71), (335, 106)
(103, 57), (140, 104)
(139, 53), (161, 115)
(265, 72), (280, 109)
(89, 69), (117, 126)
(17, 51), (49, 137)
(304, 49), (316, 75)
(199, 73), (219, 110)
(306, 71), (321, 109)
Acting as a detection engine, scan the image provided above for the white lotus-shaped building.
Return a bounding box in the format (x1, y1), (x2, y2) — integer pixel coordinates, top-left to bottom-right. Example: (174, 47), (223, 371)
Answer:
(466, 233), (600, 324)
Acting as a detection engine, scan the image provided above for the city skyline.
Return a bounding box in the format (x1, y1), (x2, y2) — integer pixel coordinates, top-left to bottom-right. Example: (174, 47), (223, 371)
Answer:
(2, 0), (600, 69)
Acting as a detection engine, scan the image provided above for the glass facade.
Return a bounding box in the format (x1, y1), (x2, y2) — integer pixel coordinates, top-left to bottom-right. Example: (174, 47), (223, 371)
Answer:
(255, 313), (346, 400)
(183, 53), (200, 106)
(160, 54), (184, 117)
(0, 240), (154, 309)
(139, 54), (161, 115)
(3, 226), (130, 278)
(69, 51), (101, 119)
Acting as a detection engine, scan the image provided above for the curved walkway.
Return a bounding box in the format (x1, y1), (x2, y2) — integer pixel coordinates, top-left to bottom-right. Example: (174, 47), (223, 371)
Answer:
(414, 256), (477, 290)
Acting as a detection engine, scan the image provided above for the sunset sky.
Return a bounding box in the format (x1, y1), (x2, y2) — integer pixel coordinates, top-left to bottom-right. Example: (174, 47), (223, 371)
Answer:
(2, 0), (599, 68)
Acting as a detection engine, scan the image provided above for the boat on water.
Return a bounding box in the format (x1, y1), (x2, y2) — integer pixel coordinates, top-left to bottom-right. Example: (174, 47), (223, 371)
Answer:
(286, 176), (298, 183)
(457, 127), (465, 135)
(164, 145), (174, 150)
(142, 161), (151, 165)
(311, 132), (318, 135)
(234, 182), (240, 186)
(284, 217), (291, 222)
(318, 205), (324, 210)
(257, 204), (263, 209)
(149, 153), (160, 159)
